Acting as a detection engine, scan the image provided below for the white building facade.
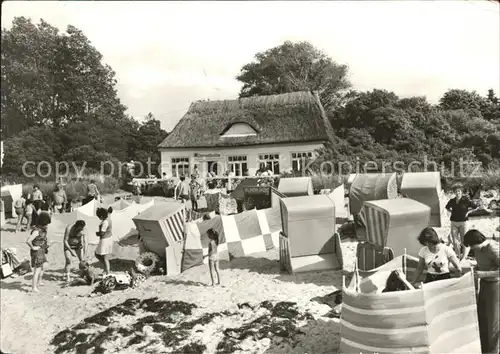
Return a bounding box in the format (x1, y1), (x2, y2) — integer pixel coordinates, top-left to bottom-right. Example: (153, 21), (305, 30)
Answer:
(160, 141), (323, 178)
(158, 91), (335, 178)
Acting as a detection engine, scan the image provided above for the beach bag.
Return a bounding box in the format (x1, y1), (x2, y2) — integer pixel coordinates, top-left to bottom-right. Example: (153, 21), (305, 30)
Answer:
(219, 195), (238, 215)
(1, 263), (12, 279)
(13, 260), (31, 276)
(356, 242), (394, 271)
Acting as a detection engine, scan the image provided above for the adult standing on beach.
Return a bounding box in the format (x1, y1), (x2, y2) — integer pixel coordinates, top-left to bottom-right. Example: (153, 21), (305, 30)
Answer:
(189, 175), (202, 211)
(192, 164), (200, 179)
(412, 227), (462, 284)
(95, 207), (113, 275)
(176, 176), (191, 203)
(446, 184), (479, 261)
(30, 200), (43, 228)
(463, 229), (499, 354)
(52, 183), (67, 214)
(32, 185), (43, 201)
(85, 180), (100, 204)
(24, 199), (34, 231)
(14, 194), (26, 233)
(63, 220), (87, 282)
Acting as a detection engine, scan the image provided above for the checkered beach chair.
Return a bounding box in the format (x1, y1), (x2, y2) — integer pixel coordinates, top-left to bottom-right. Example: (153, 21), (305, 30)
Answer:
(182, 208), (281, 271)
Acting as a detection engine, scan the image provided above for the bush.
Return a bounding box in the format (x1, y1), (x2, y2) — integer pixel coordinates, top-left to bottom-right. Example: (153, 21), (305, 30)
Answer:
(141, 183), (166, 197)
(441, 166), (500, 194)
(310, 174), (342, 191)
(136, 180), (176, 198)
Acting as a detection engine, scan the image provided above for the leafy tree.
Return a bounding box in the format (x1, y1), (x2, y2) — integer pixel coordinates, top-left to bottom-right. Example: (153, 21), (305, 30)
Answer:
(439, 89), (487, 118)
(1, 17), (169, 180)
(1, 17), (126, 137)
(486, 89), (498, 105)
(62, 145), (115, 172)
(126, 113), (168, 176)
(236, 41), (351, 109)
(481, 89), (500, 121)
(1, 126), (60, 175)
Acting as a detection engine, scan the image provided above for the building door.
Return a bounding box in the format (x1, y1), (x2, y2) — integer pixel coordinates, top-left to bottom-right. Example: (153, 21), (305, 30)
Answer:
(207, 161), (219, 176)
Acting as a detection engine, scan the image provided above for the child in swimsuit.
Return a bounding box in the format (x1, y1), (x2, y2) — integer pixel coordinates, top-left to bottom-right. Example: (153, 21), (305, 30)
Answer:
(26, 212), (51, 292)
(205, 229), (221, 286)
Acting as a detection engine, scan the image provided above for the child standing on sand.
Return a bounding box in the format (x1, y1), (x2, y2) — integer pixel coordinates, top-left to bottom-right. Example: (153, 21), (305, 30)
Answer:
(26, 212), (51, 292)
(205, 229), (221, 286)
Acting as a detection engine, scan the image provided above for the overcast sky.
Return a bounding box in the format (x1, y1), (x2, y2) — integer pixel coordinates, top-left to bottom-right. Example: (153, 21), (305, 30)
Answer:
(2, 1), (499, 131)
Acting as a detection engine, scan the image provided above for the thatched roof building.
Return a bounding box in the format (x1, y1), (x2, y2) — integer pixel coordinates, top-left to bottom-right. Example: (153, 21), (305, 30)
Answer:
(158, 91), (334, 149)
(158, 91), (334, 178)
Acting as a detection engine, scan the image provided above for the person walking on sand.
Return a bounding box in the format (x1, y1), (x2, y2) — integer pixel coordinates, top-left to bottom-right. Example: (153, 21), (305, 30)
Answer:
(24, 199), (34, 231)
(26, 212), (51, 292)
(14, 194), (26, 233)
(204, 228), (221, 286)
(63, 220), (87, 282)
(177, 175), (191, 204)
(52, 183), (68, 214)
(32, 185), (43, 201)
(189, 175), (202, 211)
(95, 207), (113, 275)
(446, 184), (480, 261)
(30, 200), (43, 230)
(86, 180), (100, 204)
(464, 229), (499, 354)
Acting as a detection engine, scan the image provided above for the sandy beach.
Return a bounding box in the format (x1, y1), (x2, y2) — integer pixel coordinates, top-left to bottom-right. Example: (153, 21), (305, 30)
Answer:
(1, 194), (498, 354)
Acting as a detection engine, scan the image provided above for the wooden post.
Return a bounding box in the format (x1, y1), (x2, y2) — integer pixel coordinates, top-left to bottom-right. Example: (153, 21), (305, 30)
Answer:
(403, 248), (407, 276)
(470, 265), (479, 298)
(354, 256), (360, 293)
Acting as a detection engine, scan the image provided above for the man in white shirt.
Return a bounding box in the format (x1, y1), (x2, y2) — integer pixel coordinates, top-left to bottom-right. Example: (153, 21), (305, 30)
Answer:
(32, 185), (43, 201)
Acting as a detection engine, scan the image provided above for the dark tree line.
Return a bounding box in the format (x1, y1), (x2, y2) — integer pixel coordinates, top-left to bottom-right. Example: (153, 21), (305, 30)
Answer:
(237, 41), (500, 177)
(2, 19), (499, 184)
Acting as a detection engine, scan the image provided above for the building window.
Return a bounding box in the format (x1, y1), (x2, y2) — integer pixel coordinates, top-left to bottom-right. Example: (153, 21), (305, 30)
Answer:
(259, 154), (280, 175)
(291, 152), (313, 172)
(171, 157), (190, 177)
(227, 155), (247, 177)
(221, 123), (257, 138)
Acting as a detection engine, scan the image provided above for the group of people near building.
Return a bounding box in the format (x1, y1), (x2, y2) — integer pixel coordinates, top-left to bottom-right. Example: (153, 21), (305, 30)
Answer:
(10, 180), (107, 292)
(409, 184), (499, 354)
(174, 169), (203, 211)
(14, 180), (101, 233)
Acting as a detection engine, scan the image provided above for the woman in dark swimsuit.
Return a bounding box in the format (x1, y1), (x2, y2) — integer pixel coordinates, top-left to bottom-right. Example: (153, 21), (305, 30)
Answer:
(30, 200), (43, 228)
(63, 220), (87, 282)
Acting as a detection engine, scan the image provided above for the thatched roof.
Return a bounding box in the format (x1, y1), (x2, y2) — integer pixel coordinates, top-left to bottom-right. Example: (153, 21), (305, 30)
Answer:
(158, 91), (335, 149)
